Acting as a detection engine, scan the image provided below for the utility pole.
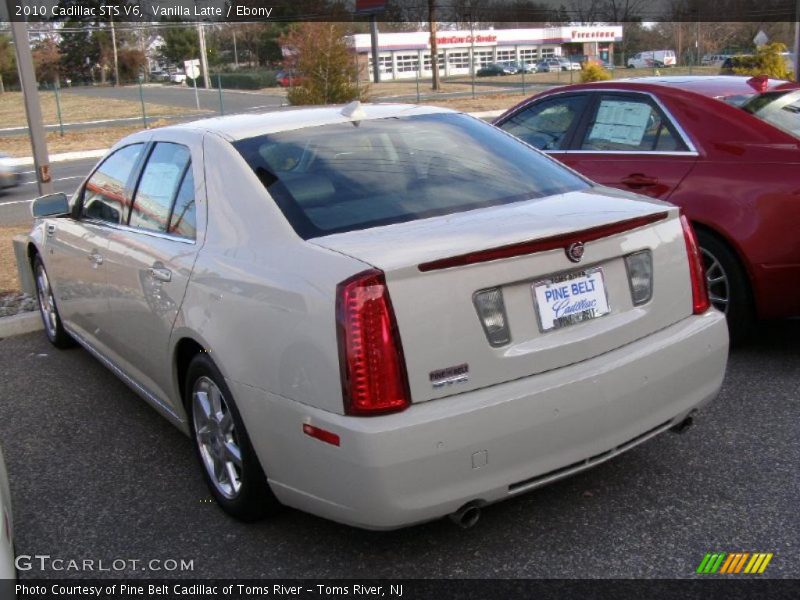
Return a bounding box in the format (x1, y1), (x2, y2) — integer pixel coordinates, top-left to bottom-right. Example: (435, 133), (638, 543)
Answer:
(232, 28), (239, 69)
(370, 15), (380, 83)
(794, 0), (800, 82)
(7, 11), (52, 196)
(429, 0), (440, 90)
(197, 23), (210, 89)
(110, 15), (120, 86)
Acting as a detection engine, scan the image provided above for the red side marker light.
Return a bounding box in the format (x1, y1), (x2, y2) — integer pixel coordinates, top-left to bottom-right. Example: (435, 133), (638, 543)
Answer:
(303, 423), (341, 446)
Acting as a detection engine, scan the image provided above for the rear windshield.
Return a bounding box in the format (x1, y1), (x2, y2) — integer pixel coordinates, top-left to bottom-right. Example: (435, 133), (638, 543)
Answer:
(232, 112), (588, 239)
(741, 89), (800, 138)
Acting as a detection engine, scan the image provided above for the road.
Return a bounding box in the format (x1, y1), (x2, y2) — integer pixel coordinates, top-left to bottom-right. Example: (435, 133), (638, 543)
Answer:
(0, 322), (797, 579)
(0, 158), (97, 226)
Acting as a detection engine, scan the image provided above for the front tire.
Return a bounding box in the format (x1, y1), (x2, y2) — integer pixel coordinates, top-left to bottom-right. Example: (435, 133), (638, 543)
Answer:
(33, 255), (73, 348)
(186, 354), (280, 521)
(696, 230), (753, 344)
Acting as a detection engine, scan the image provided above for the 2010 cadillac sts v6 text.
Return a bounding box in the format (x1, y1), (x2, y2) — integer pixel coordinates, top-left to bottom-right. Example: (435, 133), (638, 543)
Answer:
(24, 104), (729, 529)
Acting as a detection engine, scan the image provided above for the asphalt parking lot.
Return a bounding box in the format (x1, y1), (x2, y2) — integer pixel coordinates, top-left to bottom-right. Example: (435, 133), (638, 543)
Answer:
(0, 322), (797, 579)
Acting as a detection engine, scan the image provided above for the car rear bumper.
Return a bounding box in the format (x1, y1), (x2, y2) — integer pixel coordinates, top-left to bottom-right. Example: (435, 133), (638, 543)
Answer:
(232, 309), (728, 530)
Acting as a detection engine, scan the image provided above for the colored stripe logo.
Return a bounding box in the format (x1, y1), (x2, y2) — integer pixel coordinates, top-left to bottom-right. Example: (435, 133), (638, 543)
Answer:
(696, 552), (773, 574)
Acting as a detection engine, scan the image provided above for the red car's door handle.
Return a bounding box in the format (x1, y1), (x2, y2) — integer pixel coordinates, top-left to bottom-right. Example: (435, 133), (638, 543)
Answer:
(621, 174), (659, 188)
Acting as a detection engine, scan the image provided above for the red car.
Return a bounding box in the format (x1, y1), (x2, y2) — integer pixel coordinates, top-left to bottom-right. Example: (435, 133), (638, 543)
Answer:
(494, 76), (800, 340)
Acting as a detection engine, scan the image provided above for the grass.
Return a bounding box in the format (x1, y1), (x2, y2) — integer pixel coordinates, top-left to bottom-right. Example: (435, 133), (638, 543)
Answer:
(0, 89), (202, 129)
(0, 119), (173, 157)
(0, 225), (29, 294)
(422, 93), (525, 113)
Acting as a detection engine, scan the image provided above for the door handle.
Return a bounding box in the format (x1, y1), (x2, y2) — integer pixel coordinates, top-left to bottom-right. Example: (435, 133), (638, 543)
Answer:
(148, 267), (172, 283)
(46, 223), (56, 237)
(88, 252), (103, 265)
(621, 174), (658, 188)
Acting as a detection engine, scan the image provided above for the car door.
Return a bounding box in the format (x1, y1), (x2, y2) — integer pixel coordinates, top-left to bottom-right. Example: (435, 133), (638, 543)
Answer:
(557, 92), (698, 201)
(46, 143), (146, 352)
(497, 93), (591, 153)
(102, 133), (205, 410)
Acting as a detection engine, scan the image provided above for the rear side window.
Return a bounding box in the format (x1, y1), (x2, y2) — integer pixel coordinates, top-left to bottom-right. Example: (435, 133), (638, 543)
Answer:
(168, 168), (197, 239)
(81, 144), (144, 224)
(500, 95), (588, 150)
(581, 95), (689, 152)
(232, 112), (588, 239)
(130, 143), (191, 234)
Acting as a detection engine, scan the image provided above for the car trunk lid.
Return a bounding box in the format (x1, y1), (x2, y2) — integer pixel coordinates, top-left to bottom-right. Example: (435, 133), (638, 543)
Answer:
(312, 188), (694, 403)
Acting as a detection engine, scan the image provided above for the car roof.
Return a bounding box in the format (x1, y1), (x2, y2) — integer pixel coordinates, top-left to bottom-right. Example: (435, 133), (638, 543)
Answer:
(163, 103), (455, 141)
(604, 75), (800, 98)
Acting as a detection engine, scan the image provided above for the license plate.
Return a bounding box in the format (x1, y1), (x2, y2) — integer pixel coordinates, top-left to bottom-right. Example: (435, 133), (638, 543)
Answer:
(533, 268), (611, 332)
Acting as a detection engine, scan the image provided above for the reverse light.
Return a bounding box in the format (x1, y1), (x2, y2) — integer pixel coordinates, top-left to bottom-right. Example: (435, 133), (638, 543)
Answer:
(336, 269), (410, 416)
(473, 287), (511, 347)
(624, 251), (653, 306)
(680, 214), (710, 314)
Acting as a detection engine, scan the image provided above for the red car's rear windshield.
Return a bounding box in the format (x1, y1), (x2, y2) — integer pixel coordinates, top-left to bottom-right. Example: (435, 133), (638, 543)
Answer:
(233, 113), (588, 239)
(741, 89), (800, 138)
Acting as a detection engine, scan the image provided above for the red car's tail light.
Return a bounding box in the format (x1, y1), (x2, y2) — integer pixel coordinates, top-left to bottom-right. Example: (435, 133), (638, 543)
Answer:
(336, 269), (410, 416)
(680, 214), (710, 314)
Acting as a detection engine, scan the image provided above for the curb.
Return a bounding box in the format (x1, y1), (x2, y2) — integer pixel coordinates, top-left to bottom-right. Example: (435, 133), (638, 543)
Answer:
(8, 149), (108, 167)
(0, 311), (42, 339)
(470, 109), (506, 119)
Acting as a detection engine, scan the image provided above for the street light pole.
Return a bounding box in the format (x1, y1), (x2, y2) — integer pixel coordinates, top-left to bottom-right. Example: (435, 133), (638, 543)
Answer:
(7, 11), (52, 196)
(197, 23), (210, 89)
(110, 15), (120, 86)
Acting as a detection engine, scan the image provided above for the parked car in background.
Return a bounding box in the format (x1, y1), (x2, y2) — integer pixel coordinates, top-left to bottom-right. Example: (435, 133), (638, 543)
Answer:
(719, 55), (753, 74)
(169, 70), (187, 84)
(701, 54), (731, 67)
(627, 50), (676, 69)
(536, 58), (579, 72)
(0, 445), (15, 581)
(23, 103), (727, 529)
(503, 60), (537, 73)
(276, 70), (304, 87)
(0, 154), (21, 191)
(494, 76), (800, 341)
(477, 63), (516, 76)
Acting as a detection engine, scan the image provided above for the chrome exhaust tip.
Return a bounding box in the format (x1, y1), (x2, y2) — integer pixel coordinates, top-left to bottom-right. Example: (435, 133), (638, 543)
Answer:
(448, 501), (482, 529)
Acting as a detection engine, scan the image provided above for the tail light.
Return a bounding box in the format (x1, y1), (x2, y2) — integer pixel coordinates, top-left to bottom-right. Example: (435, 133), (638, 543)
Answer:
(680, 214), (710, 314)
(336, 269), (410, 416)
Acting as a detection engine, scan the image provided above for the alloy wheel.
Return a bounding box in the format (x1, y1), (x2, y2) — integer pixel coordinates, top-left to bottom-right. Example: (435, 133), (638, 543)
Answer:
(192, 376), (243, 499)
(35, 263), (59, 339)
(701, 247), (730, 314)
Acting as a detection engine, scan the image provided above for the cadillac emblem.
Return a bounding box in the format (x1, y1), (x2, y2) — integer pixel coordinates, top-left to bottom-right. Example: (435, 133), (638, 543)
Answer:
(566, 242), (585, 263)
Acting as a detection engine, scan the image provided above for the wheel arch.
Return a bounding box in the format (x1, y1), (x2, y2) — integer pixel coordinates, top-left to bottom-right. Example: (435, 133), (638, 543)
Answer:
(173, 336), (208, 413)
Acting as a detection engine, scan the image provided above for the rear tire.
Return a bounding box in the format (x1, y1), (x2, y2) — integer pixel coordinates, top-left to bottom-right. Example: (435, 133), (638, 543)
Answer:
(33, 255), (74, 349)
(696, 230), (753, 344)
(186, 353), (281, 521)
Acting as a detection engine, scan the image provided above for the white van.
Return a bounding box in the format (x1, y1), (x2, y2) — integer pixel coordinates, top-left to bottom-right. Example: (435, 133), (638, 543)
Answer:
(627, 50), (676, 69)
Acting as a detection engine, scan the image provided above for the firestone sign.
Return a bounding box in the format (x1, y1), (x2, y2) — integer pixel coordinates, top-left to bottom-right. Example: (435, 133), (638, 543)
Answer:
(570, 30), (618, 41)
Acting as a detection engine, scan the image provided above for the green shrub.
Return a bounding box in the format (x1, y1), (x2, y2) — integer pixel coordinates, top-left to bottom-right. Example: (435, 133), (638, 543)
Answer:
(580, 62), (612, 83)
(731, 43), (793, 80)
(188, 70), (277, 90)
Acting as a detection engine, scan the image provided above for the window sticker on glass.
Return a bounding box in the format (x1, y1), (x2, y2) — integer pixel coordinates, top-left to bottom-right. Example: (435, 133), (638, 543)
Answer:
(588, 100), (653, 147)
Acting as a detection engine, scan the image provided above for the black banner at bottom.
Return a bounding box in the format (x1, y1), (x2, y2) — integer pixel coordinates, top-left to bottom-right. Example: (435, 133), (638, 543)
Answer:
(6, 579), (800, 600)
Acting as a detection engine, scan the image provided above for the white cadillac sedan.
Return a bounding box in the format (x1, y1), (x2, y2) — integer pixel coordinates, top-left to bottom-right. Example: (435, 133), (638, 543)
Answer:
(23, 103), (728, 529)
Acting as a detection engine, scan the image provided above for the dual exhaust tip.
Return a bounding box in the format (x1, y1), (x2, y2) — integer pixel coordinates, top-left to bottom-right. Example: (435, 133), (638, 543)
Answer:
(448, 501), (483, 529)
(447, 413), (698, 529)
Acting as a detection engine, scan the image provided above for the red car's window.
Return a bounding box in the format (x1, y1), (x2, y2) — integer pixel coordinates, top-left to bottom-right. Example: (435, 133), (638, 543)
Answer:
(580, 95), (689, 152)
(501, 95), (588, 150)
(742, 90), (800, 139)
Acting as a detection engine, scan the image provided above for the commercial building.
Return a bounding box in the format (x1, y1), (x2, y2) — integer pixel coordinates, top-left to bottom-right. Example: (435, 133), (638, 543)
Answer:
(350, 25), (623, 80)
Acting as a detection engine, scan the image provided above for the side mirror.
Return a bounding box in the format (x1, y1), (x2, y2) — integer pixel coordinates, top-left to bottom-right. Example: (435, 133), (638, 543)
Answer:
(31, 192), (70, 218)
